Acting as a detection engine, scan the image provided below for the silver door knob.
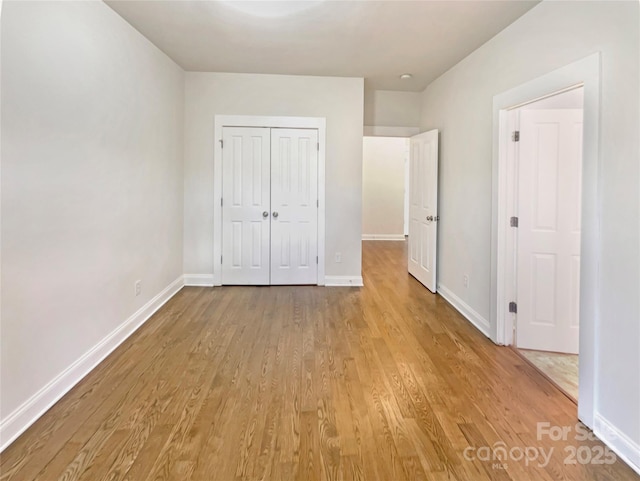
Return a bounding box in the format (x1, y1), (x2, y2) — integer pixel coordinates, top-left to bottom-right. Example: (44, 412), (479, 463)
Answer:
(262, 211), (269, 218)
(272, 212), (279, 218)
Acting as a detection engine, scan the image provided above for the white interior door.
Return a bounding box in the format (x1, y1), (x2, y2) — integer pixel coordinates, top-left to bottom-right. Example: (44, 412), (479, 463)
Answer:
(270, 128), (319, 285)
(516, 109), (583, 353)
(408, 129), (439, 292)
(221, 127), (271, 285)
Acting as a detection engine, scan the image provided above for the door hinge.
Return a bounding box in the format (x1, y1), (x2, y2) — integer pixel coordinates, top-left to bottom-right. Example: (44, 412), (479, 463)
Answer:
(317, 199), (319, 207)
(509, 301), (517, 314)
(316, 256), (318, 264)
(221, 255), (223, 264)
(512, 131), (520, 142)
(317, 142), (319, 151)
(510, 216), (518, 228)
(221, 198), (223, 207)
(220, 139), (224, 149)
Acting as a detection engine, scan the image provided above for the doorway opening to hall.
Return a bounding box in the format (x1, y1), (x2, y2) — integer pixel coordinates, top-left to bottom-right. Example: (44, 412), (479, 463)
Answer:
(508, 86), (585, 402)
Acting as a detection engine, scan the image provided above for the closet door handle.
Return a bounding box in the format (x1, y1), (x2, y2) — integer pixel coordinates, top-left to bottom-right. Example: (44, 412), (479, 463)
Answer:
(272, 212), (279, 218)
(262, 211), (269, 218)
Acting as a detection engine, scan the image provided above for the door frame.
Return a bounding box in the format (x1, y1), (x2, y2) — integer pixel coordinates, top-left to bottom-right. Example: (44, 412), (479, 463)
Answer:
(491, 53), (600, 428)
(213, 115), (326, 286)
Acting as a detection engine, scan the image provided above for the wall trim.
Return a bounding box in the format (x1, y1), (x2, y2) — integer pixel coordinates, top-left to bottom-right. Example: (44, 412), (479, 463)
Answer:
(362, 234), (406, 241)
(183, 274), (215, 287)
(594, 413), (640, 476)
(325, 276), (364, 287)
(437, 283), (491, 338)
(0, 276), (185, 452)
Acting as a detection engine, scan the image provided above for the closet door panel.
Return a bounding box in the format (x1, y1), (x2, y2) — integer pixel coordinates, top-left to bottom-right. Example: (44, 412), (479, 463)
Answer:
(270, 129), (319, 285)
(221, 127), (271, 285)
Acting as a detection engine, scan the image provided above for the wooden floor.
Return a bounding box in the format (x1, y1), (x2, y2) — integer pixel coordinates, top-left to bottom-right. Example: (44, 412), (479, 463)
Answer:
(518, 349), (579, 402)
(1, 241), (637, 481)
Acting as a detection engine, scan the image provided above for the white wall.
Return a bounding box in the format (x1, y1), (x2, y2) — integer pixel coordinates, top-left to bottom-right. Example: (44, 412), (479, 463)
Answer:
(364, 89), (421, 128)
(184, 72), (364, 281)
(1, 0), (184, 445)
(362, 137), (408, 238)
(420, 0), (639, 465)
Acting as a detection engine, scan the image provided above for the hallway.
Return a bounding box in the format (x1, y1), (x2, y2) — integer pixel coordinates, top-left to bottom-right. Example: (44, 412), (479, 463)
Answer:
(0, 241), (636, 480)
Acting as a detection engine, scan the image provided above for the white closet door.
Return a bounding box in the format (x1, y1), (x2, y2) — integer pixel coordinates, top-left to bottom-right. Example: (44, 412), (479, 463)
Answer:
(270, 128), (319, 285)
(517, 109), (583, 353)
(221, 127), (271, 285)
(408, 129), (439, 293)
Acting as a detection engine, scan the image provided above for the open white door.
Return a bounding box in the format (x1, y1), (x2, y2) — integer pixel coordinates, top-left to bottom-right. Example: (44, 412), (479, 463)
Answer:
(221, 127), (271, 285)
(270, 128), (319, 285)
(408, 129), (439, 292)
(516, 110), (583, 353)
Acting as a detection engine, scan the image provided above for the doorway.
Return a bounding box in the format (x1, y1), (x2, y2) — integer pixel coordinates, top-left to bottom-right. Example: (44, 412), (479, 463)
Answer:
(505, 87), (585, 401)
(213, 115), (327, 286)
(491, 52), (601, 429)
(361, 130), (440, 294)
(361, 136), (409, 241)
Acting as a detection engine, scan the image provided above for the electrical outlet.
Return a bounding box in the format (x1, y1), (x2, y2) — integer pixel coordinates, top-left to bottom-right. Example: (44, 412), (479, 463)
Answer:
(335, 252), (342, 263)
(463, 275), (469, 288)
(135, 280), (142, 296)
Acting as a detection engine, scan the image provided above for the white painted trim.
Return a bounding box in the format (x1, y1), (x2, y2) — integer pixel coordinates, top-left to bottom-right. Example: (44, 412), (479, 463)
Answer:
(594, 413), (640, 476)
(437, 283), (491, 338)
(362, 234), (406, 241)
(491, 53), (601, 428)
(324, 276), (364, 287)
(0, 276), (184, 452)
(213, 115), (326, 287)
(494, 108), (519, 347)
(183, 274), (215, 287)
(363, 125), (420, 137)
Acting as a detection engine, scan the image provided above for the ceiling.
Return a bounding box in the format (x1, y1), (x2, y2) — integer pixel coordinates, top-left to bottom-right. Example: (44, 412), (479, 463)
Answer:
(105, 0), (540, 92)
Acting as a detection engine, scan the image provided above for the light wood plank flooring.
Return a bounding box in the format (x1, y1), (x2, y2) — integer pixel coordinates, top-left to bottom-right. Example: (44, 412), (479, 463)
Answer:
(518, 349), (579, 402)
(1, 241), (637, 480)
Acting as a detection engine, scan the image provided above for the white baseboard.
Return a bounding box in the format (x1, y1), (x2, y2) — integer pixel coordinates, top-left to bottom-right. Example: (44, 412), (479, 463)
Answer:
(325, 276), (364, 287)
(362, 234), (406, 241)
(436, 283), (491, 338)
(183, 274), (215, 287)
(594, 413), (640, 475)
(0, 276), (185, 452)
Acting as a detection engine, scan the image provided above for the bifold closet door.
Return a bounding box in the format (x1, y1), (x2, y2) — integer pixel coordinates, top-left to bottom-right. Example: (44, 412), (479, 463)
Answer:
(221, 127), (271, 285)
(270, 128), (319, 285)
